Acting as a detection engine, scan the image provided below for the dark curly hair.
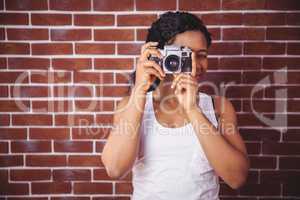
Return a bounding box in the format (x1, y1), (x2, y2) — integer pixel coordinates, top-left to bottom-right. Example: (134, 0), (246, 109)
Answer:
(129, 11), (212, 93)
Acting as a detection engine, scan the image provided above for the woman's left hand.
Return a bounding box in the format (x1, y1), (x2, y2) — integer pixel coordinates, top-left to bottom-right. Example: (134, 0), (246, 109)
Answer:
(171, 72), (199, 112)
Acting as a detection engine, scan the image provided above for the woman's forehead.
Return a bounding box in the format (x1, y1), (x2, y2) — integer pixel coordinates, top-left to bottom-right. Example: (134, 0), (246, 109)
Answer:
(172, 30), (207, 51)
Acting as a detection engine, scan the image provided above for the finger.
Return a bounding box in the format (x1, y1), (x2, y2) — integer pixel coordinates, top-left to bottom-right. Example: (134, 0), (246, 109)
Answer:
(177, 79), (197, 87)
(141, 42), (159, 54)
(141, 48), (162, 61)
(171, 73), (193, 89)
(143, 60), (166, 77)
(191, 52), (197, 77)
(145, 68), (164, 80)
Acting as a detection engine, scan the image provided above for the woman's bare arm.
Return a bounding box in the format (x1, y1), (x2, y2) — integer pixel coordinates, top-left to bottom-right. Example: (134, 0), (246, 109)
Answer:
(101, 86), (147, 179)
(187, 96), (250, 189)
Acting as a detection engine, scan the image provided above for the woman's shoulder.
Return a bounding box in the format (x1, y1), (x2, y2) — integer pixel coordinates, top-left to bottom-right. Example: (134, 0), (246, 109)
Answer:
(211, 95), (237, 121)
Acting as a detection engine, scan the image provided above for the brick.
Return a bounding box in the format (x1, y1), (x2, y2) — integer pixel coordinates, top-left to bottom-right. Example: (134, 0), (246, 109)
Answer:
(223, 28), (265, 40)
(8, 57), (50, 69)
(0, 57), (6, 69)
(261, 170), (300, 184)
(283, 128), (300, 141)
(0, 100), (30, 112)
(53, 169), (91, 181)
(29, 128), (70, 140)
(287, 43), (300, 55)
(74, 182), (112, 194)
(68, 155), (103, 167)
(93, 168), (111, 180)
(249, 156), (276, 169)
(117, 43), (142, 55)
(262, 142), (300, 155)
(7, 28), (48, 40)
(265, 86), (300, 98)
(243, 13), (286, 26)
(32, 43), (73, 55)
(0, 13), (28, 25)
(50, 0), (90, 11)
(0, 43), (30, 54)
(54, 141), (93, 152)
(52, 58), (92, 70)
(137, 29), (148, 41)
(219, 57), (261, 69)
(237, 114), (267, 127)
(224, 85), (264, 98)
(136, 0), (176, 10)
(51, 29), (91, 41)
(53, 86), (93, 98)
(222, 0), (266, 10)
(115, 182), (133, 194)
(72, 127), (110, 139)
(74, 72), (113, 84)
(96, 114), (113, 125)
(243, 99), (283, 113)
(11, 141), (51, 153)
(5, 0), (48, 10)
(208, 28), (221, 41)
(75, 100), (114, 112)
(0, 183), (29, 195)
(32, 14), (72, 25)
(11, 169), (51, 181)
(31, 71), (71, 83)
(179, 0), (220, 10)
(239, 183), (281, 196)
(74, 14), (114, 26)
(95, 141), (106, 153)
(265, 0), (300, 10)
(117, 14), (157, 26)
(32, 182), (71, 194)
(0, 155), (23, 167)
(97, 86), (130, 97)
(245, 142), (260, 154)
(26, 155), (67, 167)
(267, 28), (300, 40)
(208, 42), (242, 55)
(75, 43), (114, 55)
(115, 72), (131, 84)
(32, 100), (73, 112)
(95, 58), (133, 70)
(244, 42), (285, 55)
(0, 71), (29, 83)
(0, 128), (27, 140)
(93, 0), (133, 11)
(0, 86), (8, 97)
(0, 28), (4, 40)
(94, 29), (134, 41)
(287, 13), (300, 25)
(0, 115), (9, 126)
(263, 57), (300, 69)
(11, 86), (50, 98)
(0, 142), (8, 153)
(201, 13), (243, 25)
(55, 114), (94, 126)
(12, 114), (52, 126)
(280, 157), (300, 169)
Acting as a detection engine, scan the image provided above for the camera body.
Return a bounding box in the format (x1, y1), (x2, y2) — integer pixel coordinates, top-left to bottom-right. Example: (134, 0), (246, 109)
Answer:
(149, 45), (192, 74)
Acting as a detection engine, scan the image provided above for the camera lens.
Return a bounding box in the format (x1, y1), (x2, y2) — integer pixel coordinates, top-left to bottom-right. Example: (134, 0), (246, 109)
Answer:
(164, 55), (180, 72)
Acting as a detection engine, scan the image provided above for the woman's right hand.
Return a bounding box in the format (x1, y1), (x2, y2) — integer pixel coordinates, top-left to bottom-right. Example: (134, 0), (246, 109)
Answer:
(134, 42), (166, 93)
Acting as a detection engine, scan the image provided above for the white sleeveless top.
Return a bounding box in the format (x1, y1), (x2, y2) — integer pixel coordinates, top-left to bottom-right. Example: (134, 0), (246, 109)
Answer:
(131, 91), (220, 200)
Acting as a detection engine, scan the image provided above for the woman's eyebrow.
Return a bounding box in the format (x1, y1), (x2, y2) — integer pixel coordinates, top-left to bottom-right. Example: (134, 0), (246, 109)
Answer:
(196, 49), (207, 53)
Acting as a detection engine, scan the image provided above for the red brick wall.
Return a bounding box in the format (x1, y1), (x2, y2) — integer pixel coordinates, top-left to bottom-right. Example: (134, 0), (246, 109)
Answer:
(0, 0), (300, 199)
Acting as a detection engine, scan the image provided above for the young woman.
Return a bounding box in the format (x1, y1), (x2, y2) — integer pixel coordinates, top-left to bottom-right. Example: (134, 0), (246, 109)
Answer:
(101, 11), (249, 199)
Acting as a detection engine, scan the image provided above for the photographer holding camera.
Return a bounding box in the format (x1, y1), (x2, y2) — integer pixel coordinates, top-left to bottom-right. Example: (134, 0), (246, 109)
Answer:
(101, 11), (249, 200)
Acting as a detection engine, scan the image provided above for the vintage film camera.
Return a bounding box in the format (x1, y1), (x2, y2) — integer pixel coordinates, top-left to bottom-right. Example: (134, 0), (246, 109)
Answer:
(149, 45), (192, 74)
